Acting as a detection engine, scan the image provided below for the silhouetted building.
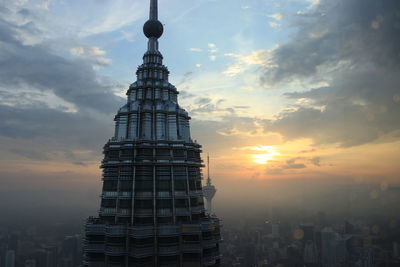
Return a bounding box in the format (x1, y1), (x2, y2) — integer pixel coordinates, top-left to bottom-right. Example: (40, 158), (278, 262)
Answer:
(271, 223), (280, 239)
(321, 227), (336, 267)
(394, 242), (400, 259)
(83, 0), (221, 266)
(44, 245), (58, 267)
(24, 259), (36, 267)
(5, 250), (15, 267)
(304, 240), (318, 264)
(61, 235), (80, 266)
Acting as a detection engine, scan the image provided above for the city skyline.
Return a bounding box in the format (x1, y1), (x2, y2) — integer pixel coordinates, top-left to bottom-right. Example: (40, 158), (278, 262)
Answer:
(0, 0), (399, 234)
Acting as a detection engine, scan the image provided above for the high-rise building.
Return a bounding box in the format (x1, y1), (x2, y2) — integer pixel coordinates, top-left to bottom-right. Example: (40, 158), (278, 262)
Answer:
(24, 259), (36, 267)
(202, 155), (216, 215)
(5, 250), (15, 267)
(303, 240), (318, 264)
(83, 0), (221, 266)
(61, 235), (80, 267)
(321, 227), (336, 267)
(271, 223), (280, 239)
(44, 245), (58, 267)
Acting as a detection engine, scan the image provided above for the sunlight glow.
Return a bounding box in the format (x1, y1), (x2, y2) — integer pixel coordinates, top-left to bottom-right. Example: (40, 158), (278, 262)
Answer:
(252, 146), (280, 164)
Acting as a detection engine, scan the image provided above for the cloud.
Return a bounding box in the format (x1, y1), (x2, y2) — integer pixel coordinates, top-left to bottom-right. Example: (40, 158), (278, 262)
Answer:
(69, 46), (112, 68)
(283, 158), (307, 169)
(0, 2), (124, 165)
(189, 48), (203, 52)
(215, 116), (268, 137)
(284, 163), (306, 169)
(70, 46), (106, 56)
(260, 0), (400, 147)
(119, 29), (135, 42)
(208, 43), (218, 53)
(179, 90), (196, 99)
(184, 95), (255, 122)
(267, 13), (283, 21)
(65, 1), (146, 37)
(36, 0), (53, 10)
(268, 21), (280, 28)
(223, 50), (273, 77)
(0, 7), (123, 114)
(0, 103), (112, 165)
(195, 97), (212, 105)
(311, 157), (321, 166)
(265, 157), (311, 175)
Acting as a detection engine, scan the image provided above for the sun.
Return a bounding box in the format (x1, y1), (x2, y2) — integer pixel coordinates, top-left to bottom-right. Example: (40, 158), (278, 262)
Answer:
(251, 146), (280, 164)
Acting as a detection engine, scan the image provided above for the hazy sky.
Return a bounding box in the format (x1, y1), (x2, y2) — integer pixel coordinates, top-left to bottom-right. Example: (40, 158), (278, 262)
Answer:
(0, 0), (399, 220)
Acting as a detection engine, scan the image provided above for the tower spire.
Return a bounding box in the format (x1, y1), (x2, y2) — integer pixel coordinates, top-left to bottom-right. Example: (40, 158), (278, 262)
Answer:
(149, 0), (158, 20)
(143, 0), (164, 52)
(207, 153), (211, 186)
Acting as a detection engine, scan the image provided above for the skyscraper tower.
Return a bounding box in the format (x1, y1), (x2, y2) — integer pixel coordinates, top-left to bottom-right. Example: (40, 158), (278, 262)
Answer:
(202, 155), (216, 215)
(83, 1), (221, 266)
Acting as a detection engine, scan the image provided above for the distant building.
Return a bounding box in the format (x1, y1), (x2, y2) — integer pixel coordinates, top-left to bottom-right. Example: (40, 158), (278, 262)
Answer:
(203, 155), (217, 215)
(394, 242), (400, 259)
(83, 0), (221, 266)
(61, 235), (80, 266)
(300, 224), (315, 243)
(359, 247), (374, 267)
(44, 245), (58, 267)
(304, 240), (318, 264)
(5, 250), (15, 267)
(321, 227), (336, 267)
(335, 235), (349, 265)
(24, 259), (36, 267)
(271, 223), (280, 239)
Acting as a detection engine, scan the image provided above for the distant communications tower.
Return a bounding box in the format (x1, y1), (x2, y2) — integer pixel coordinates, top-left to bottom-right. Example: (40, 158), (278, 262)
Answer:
(203, 154), (217, 215)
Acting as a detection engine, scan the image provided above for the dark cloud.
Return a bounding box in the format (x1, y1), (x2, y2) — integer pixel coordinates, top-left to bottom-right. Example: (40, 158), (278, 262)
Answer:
(0, 103), (113, 164)
(0, 7), (124, 114)
(8, 147), (50, 161)
(311, 157), (321, 167)
(189, 97), (237, 116)
(176, 71), (194, 87)
(0, 3), (125, 164)
(262, 0), (400, 84)
(179, 90), (196, 99)
(234, 106), (250, 109)
(262, 0), (400, 147)
(195, 97), (212, 105)
(283, 158), (307, 169)
(0, 104), (111, 146)
(190, 115), (273, 155)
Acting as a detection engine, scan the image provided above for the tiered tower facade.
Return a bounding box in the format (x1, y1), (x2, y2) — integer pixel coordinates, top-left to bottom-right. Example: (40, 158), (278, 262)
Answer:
(83, 1), (221, 266)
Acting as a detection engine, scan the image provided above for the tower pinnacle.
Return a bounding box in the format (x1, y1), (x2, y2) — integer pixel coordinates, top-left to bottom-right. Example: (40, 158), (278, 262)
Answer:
(149, 0), (158, 20)
(207, 153), (212, 186)
(143, 0), (163, 39)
